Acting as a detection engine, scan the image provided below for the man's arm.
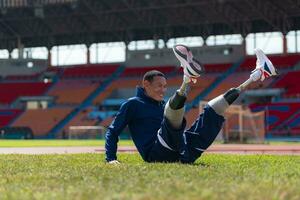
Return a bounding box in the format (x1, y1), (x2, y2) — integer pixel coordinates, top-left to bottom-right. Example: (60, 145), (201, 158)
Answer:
(105, 100), (135, 162)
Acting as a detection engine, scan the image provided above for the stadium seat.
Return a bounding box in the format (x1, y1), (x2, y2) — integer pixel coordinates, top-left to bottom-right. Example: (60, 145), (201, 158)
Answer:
(239, 54), (300, 71)
(61, 64), (119, 78)
(64, 107), (97, 129)
(11, 107), (73, 137)
(48, 79), (100, 104)
(0, 82), (51, 104)
(203, 63), (233, 73)
(272, 70), (300, 97)
(0, 109), (22, 127)
(250, 102), (300, 135)
(4, 73), (40, 81)
(204, 72), (273, 101)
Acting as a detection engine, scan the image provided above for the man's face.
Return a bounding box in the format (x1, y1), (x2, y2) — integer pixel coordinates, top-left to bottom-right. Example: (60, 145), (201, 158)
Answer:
(143, 76), (167, 102)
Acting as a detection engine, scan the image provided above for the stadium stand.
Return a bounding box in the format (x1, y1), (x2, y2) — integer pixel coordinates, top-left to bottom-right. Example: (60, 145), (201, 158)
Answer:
(47, 64), (126, 137)
(0, 82), (51, 104)
(4, 73), (41, 81)
(203, 63), (233, 73)
(204, 72), (273, 101)
(272, 70), (300, 97)
(239, 54), (300, 71)
(286, 111), (300, 135)
(61, 64), (119, 78)
(0, 109), (22, 127)
(64, 107), (97, 128)
(250, 102), (300, 134)
(1, 54), (299, 139)
(0, 59), (298, 139)
(93, 78), (140, 104)
(187, 74), (218, 102)
(11, 108), (73, 137)
(91, 57), (289, 135)
(47, 79), (100, 104)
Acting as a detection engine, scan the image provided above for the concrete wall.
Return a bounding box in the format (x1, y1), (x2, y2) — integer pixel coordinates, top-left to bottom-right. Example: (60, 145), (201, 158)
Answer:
(0, 59), (48, 76)
(125, 45), (244, 67)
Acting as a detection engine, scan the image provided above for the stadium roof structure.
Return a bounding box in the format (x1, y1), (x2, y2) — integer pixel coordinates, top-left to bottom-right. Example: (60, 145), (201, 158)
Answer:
(0, 0), (300, 49)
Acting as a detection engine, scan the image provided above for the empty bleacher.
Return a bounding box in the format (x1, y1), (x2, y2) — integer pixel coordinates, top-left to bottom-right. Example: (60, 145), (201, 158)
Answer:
(187, 74), (218, 102)
(93, 78), (141, 104)
(0, 109), (22, 127)
(203, 63), (233, 73)
(239, 54), (300, 71)
(11, 107), (73, 137)
(47, 79), (100, 104)
(4, 73), (40, 81)
(250, 102), (300, 134)
(61, 64), (119, 78)
(64, 107), (97, 128)
(285, 111), (300, 134)
(272, 70), (300, 97)
(0, 82), (51, 104)
(204, 72), (273, 101)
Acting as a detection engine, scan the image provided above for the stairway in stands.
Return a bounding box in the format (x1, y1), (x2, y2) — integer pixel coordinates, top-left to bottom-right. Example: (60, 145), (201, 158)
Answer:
(48, 65), (126, 138)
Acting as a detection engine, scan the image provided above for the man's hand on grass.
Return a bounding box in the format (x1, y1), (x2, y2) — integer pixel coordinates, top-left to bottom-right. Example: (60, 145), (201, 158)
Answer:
(107, 160), (120, 165)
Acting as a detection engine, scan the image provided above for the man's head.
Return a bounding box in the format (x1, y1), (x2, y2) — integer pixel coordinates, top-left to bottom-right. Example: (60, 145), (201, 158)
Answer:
(142, 70), (167, 102)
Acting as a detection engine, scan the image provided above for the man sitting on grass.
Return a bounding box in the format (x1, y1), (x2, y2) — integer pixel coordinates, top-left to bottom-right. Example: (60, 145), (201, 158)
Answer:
(105, 45), (277, 164)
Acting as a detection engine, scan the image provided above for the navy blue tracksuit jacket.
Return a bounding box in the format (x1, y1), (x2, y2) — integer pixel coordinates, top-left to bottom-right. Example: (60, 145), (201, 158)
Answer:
(105, 87), (165, 161)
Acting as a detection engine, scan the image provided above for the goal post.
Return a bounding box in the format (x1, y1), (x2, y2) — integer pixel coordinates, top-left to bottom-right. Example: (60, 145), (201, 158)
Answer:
(68, 126), (107, 139)
(199, 101), (265, 143)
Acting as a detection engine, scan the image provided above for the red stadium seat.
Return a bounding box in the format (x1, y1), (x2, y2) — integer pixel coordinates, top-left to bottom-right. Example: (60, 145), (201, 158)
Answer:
(0, 109), (22, 127)
(250, 102), (300, 134)
(4, 74), (40, 81)
(61, 64), (119, 78)
(239, 54), (300, 71)
(273, 70), (300, 97)
(12, 108), (73, 137)
(0, 82), (51, 104)
(203, 63), (233, 73)
(48, 79), (100, 104)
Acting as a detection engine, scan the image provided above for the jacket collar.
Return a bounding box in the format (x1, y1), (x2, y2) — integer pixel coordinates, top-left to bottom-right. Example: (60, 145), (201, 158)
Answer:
(136, 86), (165, 105)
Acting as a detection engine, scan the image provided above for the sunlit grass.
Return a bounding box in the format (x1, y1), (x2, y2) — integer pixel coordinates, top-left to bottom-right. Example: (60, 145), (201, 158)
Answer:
(0, 139), (134, 147)
(0, 154), (299, 200)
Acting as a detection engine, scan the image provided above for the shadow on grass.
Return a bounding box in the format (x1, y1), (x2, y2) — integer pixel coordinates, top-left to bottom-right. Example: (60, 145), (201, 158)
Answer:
(183, 161), (211, 168)
(193, 162), (210, 167)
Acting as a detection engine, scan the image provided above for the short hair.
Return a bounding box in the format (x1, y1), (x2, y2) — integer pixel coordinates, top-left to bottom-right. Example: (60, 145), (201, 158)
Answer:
(143, 70), (165, 83)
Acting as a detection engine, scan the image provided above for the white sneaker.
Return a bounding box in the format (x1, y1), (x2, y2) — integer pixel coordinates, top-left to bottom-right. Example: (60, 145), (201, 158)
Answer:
(250, 48), (278, 81)
(173, 44), (204, 83)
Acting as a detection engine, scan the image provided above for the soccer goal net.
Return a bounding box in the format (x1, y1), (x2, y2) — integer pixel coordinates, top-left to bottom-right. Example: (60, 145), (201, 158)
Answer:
(68, 126), (107, 139)
(199, 101), (265, 143)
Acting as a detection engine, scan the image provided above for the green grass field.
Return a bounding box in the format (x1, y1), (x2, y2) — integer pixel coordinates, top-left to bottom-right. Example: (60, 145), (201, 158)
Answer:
(0, 140), (134, 147)
(0, 139), (299, 147)
(0, 153), (299, 200)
